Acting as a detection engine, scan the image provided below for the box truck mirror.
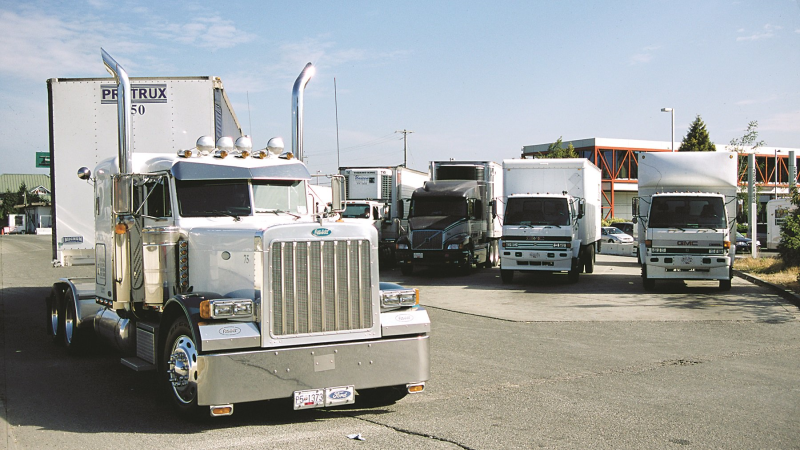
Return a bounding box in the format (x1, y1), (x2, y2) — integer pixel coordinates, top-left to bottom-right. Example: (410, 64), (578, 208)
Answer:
(632, 197), (639, 218)
(113, 174), (133, 214)
(578, 199), (585, 219)
(330, 175), (346, 213)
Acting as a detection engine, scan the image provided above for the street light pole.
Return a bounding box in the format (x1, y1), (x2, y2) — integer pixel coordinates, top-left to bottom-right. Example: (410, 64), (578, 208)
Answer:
(661, 107), (674, 152)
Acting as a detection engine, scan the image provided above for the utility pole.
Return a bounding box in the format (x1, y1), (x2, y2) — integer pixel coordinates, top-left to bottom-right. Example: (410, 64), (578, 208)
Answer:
(395, 129), (414, 167)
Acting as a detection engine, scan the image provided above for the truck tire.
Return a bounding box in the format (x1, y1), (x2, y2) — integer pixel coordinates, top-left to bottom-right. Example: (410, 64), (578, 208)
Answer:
(460, 251), (474, 275)
(62, 290), (88, 355)
(567, 259), (579, 283)
(46, 287), (60, 343)
(400, 264), (413, 276)
(719, 278), (732, 290)
(162, 317), (205, 420)
(500, 269), (514, 284)
(357, 385), (407, 407)
(642, 265), (655, 291)
(489, 240), (500, 268)
(583, 244), (595, 274)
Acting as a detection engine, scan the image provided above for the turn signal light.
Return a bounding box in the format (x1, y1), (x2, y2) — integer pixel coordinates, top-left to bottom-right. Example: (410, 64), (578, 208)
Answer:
(407, 382), (425, 394)
(114, 223), (128, 234)
(209, 405), (233, 417)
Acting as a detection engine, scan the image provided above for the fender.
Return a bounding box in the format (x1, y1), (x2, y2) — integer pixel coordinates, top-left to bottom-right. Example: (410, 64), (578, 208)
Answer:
(161, 292), (222, 354)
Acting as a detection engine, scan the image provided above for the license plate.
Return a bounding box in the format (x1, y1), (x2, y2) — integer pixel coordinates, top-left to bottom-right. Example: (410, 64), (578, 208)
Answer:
(413, 252), (423, 259)
(294, 385), (355, 410)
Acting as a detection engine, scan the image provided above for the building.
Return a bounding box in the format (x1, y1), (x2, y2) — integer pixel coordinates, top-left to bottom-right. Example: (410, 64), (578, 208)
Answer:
(521, 138), (800, 221)
(0, 174), (52, 234)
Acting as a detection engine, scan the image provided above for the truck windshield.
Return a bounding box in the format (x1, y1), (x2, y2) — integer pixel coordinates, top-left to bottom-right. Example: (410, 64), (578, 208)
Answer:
(341, 204), (371, 219)
(253, 180), (307, 214)
(648, 196), (726, 229)
(411, 198), (467, 217)
(505, 198), (569, 226)
(176, 180), (251, 218)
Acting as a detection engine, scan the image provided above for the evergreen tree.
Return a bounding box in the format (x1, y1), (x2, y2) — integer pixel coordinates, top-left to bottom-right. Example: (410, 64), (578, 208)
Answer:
(679, 115), (716, 152)
(541, 137), (578, 158)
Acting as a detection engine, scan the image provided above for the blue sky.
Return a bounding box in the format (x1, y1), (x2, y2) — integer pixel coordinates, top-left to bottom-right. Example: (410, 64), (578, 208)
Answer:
(1, 0), (799, 177)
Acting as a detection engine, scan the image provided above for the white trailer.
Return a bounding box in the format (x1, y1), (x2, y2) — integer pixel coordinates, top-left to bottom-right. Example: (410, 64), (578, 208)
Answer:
(44, 49), (429, 419)
(766, 198), (795, 250)
(47, 75), (241, 266)
(635, 152), (738, 290)
(498, 159), (601, 283)
(339, 166), (428, 260)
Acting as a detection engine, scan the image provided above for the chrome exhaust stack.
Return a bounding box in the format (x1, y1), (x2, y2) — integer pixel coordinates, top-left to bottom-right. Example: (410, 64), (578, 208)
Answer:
(101, 48), (132, 174)
(291, 63), (315, 162)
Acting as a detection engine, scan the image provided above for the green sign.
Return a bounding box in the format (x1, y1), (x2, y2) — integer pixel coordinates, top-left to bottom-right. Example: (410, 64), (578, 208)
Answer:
(36, 152), (50, 168)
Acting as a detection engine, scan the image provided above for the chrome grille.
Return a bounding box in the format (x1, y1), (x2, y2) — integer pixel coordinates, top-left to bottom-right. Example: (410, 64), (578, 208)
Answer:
(271, 239), (372, 336)
(411, 230), (443, 250)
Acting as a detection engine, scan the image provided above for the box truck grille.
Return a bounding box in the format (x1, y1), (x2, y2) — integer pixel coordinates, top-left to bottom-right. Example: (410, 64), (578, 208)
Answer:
(270, 239), (372, 336)
(411, 230), (443, 250)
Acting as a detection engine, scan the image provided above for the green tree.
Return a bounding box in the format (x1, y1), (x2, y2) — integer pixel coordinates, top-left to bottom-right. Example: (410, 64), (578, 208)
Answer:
(777, 185), (800, 266)
(541, 137), (578, 159)
(1, 183), (42, 223)
(679, 115), (715, 152)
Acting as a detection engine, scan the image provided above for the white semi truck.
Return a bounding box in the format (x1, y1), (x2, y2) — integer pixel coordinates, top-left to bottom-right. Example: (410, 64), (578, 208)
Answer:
(635, 152), (738, 291)
(45, 49), (430, 418)
(498, 159), (601, 284)
(395, 161), (502, 275)
(338, 166), (428, 261)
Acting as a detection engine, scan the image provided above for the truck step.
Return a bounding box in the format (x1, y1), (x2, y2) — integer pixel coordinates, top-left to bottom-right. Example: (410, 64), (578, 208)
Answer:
(120, 357), (157, 372)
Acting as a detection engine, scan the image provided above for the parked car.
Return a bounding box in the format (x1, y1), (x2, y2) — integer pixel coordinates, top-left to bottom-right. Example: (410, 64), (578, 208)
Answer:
(735, 231), (761, 254)
(601, 226), (634, 243)
(612, 222), (636, 240)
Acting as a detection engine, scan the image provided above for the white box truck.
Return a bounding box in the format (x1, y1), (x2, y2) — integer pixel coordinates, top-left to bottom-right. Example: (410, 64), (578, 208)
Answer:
(395, 161), (502, 274)
(498, 159), (601, 283)
(635, 152), (738, 290)
(766, 198), (795, 250)
(338, 166), (428, 261)
(44, 49), (429, 419)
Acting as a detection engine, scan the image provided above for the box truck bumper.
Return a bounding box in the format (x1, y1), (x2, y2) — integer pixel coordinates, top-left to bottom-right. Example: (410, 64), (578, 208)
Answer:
(500, 251), (573, 272)
(195, 334), (430, 406)
(645, 255), (731, 280)
(397, 250), (470, 268)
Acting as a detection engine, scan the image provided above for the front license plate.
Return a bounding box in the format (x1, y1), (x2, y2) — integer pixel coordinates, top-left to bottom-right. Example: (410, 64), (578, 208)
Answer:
(293, 385), (355, 410)
(294, 389), (324, 410)
(413, 252), (423, 259)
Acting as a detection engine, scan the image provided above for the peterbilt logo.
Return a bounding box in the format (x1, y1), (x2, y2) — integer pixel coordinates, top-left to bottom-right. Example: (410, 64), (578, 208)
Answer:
(677, 241), (698, 246)
(395, 314), (414, 323)
(311, 228), (332, 237)
(218, 326), (241, 336)
(101, 84), (168, 104)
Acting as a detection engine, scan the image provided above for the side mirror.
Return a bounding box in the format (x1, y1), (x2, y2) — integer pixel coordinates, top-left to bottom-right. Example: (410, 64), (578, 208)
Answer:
(113, 174), (133, 214)
(397, 200), (405, 220)
(578, 199), (585, 219)
(736, 198), (744, 217)
(330, 175), (346, 213)
(491, 200), (497, 219)
(77, 167), (92, 180)
(632, 197), (639, 219)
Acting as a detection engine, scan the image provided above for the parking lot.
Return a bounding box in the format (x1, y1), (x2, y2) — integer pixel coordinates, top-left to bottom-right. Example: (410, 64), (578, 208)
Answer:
(2, 235), (799, 449)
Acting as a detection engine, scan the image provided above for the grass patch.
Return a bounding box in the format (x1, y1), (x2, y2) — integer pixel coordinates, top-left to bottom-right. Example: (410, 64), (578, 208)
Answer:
(736, 256), (800, 294)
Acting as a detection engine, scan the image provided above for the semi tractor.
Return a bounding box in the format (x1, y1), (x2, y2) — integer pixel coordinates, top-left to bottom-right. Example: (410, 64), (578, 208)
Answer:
(635, 152), (738, 290)
(44, 49), (430, 418)
(395, 161), (502, 275)
(338, 166), (428, 262)
(498, 159), (601, 284)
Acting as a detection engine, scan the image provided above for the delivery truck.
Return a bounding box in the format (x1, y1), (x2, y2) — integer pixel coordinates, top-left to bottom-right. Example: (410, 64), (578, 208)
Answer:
(635, 152), (738, 290)
(498, 159), (601, 283)
(44, 49), (430, 419)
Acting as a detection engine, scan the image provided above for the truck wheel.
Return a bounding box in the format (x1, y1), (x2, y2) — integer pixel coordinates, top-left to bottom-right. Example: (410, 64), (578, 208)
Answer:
(567, 259), (579, 283)
(62, 290), (88, 355)
(642, 265), (655, 291)
(47, 287), (61, 343)
(162, 317), (205, 420)
(500, 269), (514, 284)
(489, 241), (500, 268)
(719, 278), (732, 290)
(357, 385), (407, 407)
(400, 264), (413, 276)
(583, 245), (595, 274)
(460, 251), (473, 275)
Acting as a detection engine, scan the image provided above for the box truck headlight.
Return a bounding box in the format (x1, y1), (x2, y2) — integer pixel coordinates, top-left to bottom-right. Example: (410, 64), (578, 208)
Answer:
(553, 242), (570, 249)
(200, 299), (254, 319)
(380, 289), (419, 308)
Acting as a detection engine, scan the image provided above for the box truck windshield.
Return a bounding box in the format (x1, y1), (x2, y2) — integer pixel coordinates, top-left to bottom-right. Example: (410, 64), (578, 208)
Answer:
(648, 196), (726, 229)
(505, 198), (569, 226)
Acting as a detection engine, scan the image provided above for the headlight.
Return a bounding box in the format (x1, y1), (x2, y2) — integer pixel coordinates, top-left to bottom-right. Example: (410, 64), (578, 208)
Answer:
(446, 243), (461, 250)
(380, 288), (419, 308)
(397, 243), (408, 250)
(200, 298), (254, 319)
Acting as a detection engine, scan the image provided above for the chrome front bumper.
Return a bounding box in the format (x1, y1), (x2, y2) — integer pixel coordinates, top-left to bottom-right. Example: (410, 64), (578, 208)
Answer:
(195, 334), (430, 406)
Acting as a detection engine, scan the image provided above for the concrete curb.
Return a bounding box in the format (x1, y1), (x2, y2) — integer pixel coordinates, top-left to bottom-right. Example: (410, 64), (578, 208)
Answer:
(734, 270), (800, 309)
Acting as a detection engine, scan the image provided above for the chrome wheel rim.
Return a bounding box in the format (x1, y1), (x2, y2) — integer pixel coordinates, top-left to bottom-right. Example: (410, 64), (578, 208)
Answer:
(168, 334), (198, 404)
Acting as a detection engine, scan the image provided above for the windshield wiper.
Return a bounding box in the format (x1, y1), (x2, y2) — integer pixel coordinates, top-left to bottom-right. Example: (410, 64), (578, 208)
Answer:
(256, 209), (300, 219)
(209, 210), (241, 221)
